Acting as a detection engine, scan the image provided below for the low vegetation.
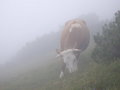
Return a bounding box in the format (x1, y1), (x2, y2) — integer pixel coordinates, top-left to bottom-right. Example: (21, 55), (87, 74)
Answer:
(1, 51), (120, 90)
(92, 11), (120, 63)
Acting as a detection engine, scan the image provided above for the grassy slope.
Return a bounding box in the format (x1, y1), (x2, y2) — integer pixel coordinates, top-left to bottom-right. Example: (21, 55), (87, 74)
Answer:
(2, 54), (120, 90)
(41, 61), (120, 90)
(1, 40), (120, 90)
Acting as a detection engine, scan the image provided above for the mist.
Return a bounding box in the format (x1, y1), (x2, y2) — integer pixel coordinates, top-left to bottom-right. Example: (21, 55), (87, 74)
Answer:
(0, 0), (120, 90)
(0, 0), (120, 64)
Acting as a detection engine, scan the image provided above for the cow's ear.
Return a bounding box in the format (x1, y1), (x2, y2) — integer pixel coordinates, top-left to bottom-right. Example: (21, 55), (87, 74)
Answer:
(56, 49), (61, 54)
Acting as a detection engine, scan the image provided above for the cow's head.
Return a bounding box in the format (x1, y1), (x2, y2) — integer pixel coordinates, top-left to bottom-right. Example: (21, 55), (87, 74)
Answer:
(56, 49), (81, 78)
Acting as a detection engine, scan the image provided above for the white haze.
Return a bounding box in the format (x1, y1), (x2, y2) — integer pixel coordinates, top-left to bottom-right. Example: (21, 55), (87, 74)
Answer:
(0, 0), (120, 64)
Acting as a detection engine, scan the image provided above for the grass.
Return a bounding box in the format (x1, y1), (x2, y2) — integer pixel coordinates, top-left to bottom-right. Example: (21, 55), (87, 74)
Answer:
(1, 53), (120, 90)
(39, 60), (120, 90)
(1, 41), (120, 90)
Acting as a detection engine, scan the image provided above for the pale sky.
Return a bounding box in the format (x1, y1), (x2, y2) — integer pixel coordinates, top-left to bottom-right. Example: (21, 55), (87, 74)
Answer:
(0, 0), (120, 64)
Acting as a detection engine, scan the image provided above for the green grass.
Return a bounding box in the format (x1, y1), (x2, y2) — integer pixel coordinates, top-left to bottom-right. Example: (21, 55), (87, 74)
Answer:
(1, 54), (120, 90)
(1, 41), (120, 90)
(37, 60), (120, 90)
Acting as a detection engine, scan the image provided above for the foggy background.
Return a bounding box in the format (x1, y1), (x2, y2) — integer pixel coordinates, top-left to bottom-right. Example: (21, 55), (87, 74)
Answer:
(0, 0), (120, 90)
(0, 0), (120, 64)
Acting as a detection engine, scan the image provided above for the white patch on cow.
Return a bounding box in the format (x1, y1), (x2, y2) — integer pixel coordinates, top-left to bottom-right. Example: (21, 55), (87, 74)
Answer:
(60, 71), (64, 78)
(69, 23), (82, 32)
(60, 49), (78, 73)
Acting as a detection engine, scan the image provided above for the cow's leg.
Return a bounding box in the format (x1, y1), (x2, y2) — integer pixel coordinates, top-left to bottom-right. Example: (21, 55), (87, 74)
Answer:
(60, 62), (66, 78)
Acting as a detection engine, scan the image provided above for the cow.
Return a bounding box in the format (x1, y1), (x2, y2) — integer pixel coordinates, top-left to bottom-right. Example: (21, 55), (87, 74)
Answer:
(56, 19), (90, 78)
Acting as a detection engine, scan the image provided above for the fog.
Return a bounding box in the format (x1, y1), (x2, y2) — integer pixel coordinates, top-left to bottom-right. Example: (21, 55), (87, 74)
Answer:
(0, 0), (120, 64)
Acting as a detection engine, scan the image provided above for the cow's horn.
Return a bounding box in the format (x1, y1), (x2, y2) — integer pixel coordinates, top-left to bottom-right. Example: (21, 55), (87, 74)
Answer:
(56, 54), (61, 58)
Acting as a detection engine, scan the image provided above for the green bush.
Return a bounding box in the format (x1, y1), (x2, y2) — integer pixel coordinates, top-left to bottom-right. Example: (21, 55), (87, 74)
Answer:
(92, 11), (120, 63)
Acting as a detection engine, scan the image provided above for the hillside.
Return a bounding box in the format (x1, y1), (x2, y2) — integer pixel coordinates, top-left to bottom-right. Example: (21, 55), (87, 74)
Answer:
(1, 42), (120, 90)
(1, 15), (118, 90)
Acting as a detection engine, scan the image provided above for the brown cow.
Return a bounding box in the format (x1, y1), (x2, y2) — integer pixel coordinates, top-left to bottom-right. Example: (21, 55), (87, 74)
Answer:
(56, 19), (90, 78)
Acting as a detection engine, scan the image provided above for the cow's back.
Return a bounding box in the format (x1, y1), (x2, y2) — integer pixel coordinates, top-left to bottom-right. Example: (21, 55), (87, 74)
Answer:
(60, 19), (90, 51)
